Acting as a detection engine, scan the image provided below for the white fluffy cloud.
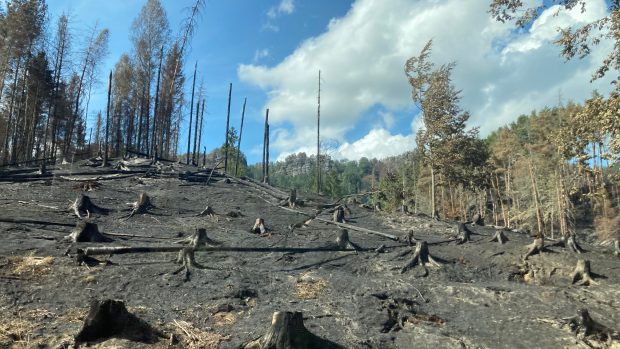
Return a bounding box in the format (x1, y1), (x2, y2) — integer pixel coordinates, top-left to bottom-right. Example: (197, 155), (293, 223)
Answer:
(240, 0), (613, 161)
(267, 0), (295, 18)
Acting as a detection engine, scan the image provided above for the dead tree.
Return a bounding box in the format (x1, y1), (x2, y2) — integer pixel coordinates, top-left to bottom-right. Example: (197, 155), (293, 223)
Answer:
(523, 236), (544, 260)
(75, 299), (161, 345)
(242, 311), (344, 349)
(489, 230), (509, 244)
(571, 259), (598, 286)
(400, 241), (442, 275)
(65, 222), (113, 243)
(69, 194), (109, 219)
(333, 205), (345, 223)
(126, 192), (152, 218)
(563, 309), (616, 343)
(251, 218), (266, 234)
(336, 229), (360, 251)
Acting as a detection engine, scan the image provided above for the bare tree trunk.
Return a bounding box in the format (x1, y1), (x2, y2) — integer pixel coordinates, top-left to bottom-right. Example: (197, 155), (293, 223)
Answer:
(317, 69), (321, 194)
(235, 97), (246, 176)
(223, 83), (232, 171)
(151, 46), (163, 159)
(192, 99), (199, 164)
(186, 62), (196, 165)
(103, 71), (112, 167)
(262, 108), (269, 183)
(2, 58), (21, 165)
(528, 159), (544, 235)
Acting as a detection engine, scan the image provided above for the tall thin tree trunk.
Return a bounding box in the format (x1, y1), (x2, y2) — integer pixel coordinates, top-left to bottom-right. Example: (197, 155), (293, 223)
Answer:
(152, 46), (163, 159)
(103, 71), (112, 167)
(235, 97), (246, 176)
(262, 108), (269, 183)
(2, 59), (21, 165)
(192, 98), (200, 164)
(316, 70), (321, 194)
(197, 99), (205, 166)
(186, 62), (197, 165)
(223, 83), (232, 172)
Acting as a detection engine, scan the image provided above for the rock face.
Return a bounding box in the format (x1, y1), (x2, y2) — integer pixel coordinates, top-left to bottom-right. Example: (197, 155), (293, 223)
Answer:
(272, 153), (333, 177)
(0, 162), (619, 349)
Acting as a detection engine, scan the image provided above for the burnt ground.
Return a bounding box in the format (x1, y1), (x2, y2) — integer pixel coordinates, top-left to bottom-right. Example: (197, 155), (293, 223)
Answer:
(0, 159), (619, 349)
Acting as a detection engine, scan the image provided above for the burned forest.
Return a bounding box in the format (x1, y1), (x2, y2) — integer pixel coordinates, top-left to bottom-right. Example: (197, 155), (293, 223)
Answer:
(1, 0), (620, 349)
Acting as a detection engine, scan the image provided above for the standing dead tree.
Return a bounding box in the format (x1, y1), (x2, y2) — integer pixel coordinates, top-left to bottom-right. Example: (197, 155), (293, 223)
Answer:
(242, 311), (344, 349)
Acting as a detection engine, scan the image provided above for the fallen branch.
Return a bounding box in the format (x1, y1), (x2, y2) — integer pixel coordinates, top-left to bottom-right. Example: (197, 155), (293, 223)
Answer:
(0, 217), (74, 227)
(82, 245), (363, 256)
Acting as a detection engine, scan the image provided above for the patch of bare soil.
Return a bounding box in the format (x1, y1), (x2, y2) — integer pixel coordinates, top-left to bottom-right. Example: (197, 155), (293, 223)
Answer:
(0, 159), (619, 348)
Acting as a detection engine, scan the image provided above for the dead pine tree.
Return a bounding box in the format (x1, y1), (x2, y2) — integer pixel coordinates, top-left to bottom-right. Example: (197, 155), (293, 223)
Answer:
(223, 83), (232, 172)
(242, 311), (344, 349)
(400, 241), (442, 276)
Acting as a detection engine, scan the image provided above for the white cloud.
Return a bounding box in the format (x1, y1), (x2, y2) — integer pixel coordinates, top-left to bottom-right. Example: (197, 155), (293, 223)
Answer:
(241, 0), (613, 161)
(253, 48), (270, 62)
(268, 0), (295, 18)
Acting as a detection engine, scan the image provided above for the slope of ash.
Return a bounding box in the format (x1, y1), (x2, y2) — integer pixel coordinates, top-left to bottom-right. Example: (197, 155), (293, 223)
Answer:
(0, 159), (619, 349)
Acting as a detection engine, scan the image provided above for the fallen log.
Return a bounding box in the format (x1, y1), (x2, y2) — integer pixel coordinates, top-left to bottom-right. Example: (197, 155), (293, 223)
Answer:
(0, 217), (74, 227)
(571, 259), (598, 286)
(242, 311), (344, 349)
(81, 245), (363, 256)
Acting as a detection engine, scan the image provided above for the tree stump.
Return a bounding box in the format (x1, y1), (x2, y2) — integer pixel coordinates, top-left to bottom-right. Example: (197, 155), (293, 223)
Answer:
(251, 218), (266, 234)
(333, 206), (345, 223)
(75, 299), (160, 345)
(173, 247), (208, 282)
(489, 230), (509, 244)
(401, 241), (442, 275)
(69, 194), (109, 219)
(198, 206), (215, 217)
(471, 212), (483, 226)
(523, 237), (544, 260)
(402, 230), (417, 246)
(456, 223), (472, 244)
(614, 238), (619, 257)
(564, 309), (615, 343)
(178, 228), (220, 248)
(279, 189), (298, 208)
(65, 222), (113, 243)
(242, 311), (344, 349)
(335, 229), (360, 252)
(571, 259), (598, 286)
(127, 192), (152, 218)
(553, 233), (585, 253)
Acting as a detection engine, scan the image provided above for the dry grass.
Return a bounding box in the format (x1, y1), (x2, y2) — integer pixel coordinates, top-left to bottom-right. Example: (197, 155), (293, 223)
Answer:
(170, 320), (230, 349)
(213, 312), (237, 327)
(5, 253), (54, 276)
(59, 307), (87, 323)
(295, 271), (327, 300)
(0, 315), (35, 349)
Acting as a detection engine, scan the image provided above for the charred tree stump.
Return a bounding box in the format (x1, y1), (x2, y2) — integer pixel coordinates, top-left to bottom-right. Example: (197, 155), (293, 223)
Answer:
(75, 299), (161, 345)
(523, 237), (544, 260)
(333, 205), (345, 223)
(197, 206), (215, 217)
(552, 233), (585, 253)
(564, 309), (616, 343)
(177, 228), (220, 248)
(173, 228), (220, 281)
(401, 241), (442, 275)
(336, 229), (360, 252)
(471, 212), (483, 226)
(279, 189), (298, 208)
(243, 311), (344, 349)
(402, 230), (417, 246)
(69, 194), (109, 219)
(251, 218), (267, 234)
(456, 223), (472, 245)
(65, 222), (113, 243)
(615, 239), (620, 257)
(489, 230), (509, 245)
(127, 192), (152, 218)
(571, 259), (598, 286)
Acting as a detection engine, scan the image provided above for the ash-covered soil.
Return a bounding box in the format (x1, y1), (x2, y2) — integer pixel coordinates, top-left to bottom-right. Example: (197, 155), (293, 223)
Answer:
(0, 159), (619, 349)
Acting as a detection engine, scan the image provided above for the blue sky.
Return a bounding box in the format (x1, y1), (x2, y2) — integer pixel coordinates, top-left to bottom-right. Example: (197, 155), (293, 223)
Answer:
(47, 0), (614, 164)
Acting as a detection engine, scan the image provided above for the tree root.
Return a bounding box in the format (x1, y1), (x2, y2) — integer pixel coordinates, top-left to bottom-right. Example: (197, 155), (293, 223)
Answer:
(69, 194), (109, 219)
(523, 237), (544, 260)
(75, 299), (162, 345)
(571, 259), (598, 286)
(489, 230), (509, 244)
(563, 309), (617, 344)
(242, 311), (344, 349)
(65, 222), (113, 243)
(401, 241), (442, 275)
(126, 192), (152, 218)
